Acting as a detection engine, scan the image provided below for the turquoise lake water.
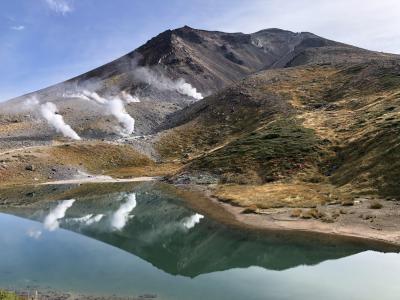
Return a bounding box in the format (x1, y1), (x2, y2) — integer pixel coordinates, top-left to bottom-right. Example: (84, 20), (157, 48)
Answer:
(0, 183), (399, 299)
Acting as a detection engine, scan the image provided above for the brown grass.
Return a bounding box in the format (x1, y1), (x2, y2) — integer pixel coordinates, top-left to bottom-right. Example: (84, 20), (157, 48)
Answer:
(48, 142), (153, 173)
(106, 162), (183, 178)
(213, 183), (342, 209)
(0, 141), (156, 186)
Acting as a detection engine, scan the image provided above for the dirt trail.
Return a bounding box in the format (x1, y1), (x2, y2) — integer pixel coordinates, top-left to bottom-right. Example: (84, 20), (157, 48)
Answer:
(0, 145), (45, 156)
(40, 176), (157, 185)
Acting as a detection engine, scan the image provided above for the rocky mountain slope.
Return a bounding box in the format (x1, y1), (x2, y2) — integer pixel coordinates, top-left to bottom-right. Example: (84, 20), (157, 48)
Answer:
(1, 26), (394, 144)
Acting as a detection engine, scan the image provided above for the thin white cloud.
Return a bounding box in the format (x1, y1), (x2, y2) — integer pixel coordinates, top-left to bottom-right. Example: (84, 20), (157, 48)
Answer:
(10, 25), (25, 31)
(45, 0), (72, 15)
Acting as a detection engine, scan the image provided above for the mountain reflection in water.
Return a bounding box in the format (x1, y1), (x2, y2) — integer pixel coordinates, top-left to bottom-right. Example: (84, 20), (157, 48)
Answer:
(0, 182), (385, 278)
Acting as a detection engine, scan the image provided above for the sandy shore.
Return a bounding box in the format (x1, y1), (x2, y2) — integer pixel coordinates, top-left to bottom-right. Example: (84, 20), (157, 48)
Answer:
(175, 184), (400, 250)
(40, 176), (157, 185)
(217, 198), (400, 247)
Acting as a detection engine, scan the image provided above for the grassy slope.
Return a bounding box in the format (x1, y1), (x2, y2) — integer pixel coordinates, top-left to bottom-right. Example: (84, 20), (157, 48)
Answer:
(156, 60), (400, 207)
(190, 117), (324, 184)
(0, 141), (172, 186)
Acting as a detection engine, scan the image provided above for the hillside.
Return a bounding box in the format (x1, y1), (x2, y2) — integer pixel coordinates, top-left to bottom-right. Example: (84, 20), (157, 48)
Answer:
(157, 59), (400, 202)
(0, 26), (393, 146)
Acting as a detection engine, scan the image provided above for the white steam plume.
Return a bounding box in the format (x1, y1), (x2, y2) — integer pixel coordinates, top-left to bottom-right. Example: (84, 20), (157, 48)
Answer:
(174, 78), (203, 100)
(110, 193), (137, 230)
(134, 67), (203, 100)
(182, 213), (204, 229)
(24, 97), (81, 140)
(64, 91), (135, 135)
(43, 199), (75, 231)
(107, 98), (135, 135)
(63, 92), (91, 101)
(121, 91), (141, 103)
(40, 102), (81, 140)
(82, 90), (107, 104)
(23, 97), (40, 108)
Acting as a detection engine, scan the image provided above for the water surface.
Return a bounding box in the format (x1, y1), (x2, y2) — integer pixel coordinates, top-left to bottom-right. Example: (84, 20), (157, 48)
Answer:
(0, 182), (399, 299)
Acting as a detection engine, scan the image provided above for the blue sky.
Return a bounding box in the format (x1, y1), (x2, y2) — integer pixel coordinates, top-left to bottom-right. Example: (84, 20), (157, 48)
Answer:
(1, 0), (400, 102)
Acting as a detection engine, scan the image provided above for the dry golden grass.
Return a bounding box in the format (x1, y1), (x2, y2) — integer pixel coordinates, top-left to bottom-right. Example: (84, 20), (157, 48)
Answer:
(156, 122), (205, 160)
(156, 121), (243, 161)
(0, 141), (156, 186)
(214, 183), (343, 209)
(48, 142), (153, 173)
(106, 162), (183, 178)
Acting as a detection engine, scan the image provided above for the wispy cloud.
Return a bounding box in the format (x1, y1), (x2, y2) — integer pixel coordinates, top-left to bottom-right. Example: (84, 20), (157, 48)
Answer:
(44, 0), (72, 15)
(10, 25), (25, 31)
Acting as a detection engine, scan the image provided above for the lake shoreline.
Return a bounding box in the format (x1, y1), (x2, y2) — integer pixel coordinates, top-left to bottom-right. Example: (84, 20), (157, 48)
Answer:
(0, 176), (399, 251)
(176, 184), (400, 251)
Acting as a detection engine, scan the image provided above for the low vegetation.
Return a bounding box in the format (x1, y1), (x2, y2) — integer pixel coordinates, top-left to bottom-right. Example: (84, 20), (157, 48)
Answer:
(0, 141), (156, 186)
(369, 201), (383, 209)
(214, 183), (341, 209)
(189, 117), (325, 184)
(0, 290), (21, 300)
(158, 61), (400, 209)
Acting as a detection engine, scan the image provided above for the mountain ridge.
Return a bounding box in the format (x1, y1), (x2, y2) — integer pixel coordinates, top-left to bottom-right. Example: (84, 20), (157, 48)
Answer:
(3, 25), (394, 104)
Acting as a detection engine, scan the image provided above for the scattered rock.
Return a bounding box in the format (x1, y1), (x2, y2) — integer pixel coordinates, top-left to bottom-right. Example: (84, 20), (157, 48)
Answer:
(321, 215), (335, 223)
(369, 201), (383, 209)
(290, 209), (302, 218)
(25, 164), (35, 171)
(300, 210), (313, 219)
(241, 204), (258, 214)
(363, 214), (375, 220)
(309, 208), (323, 218)
(300, 208), (324, 219)
(341, 199), (354, 206)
